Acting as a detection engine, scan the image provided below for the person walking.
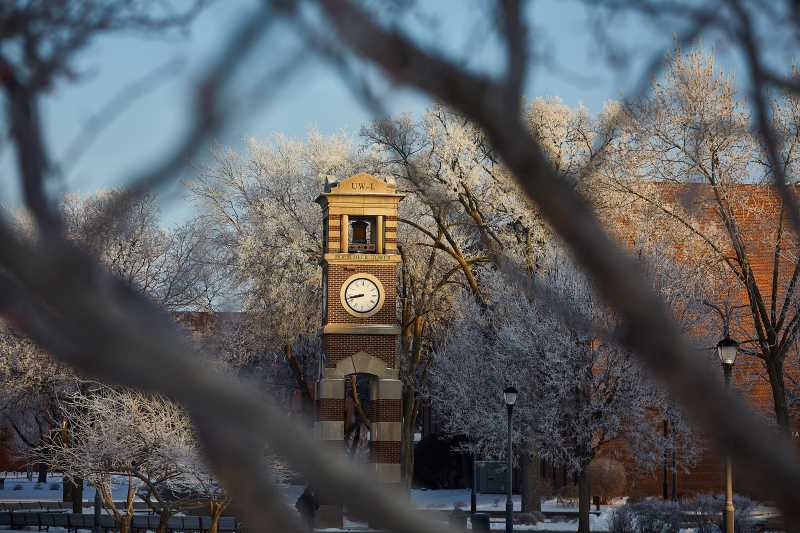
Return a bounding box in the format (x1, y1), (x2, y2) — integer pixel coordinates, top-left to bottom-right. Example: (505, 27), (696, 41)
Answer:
(295, 487), (320, 530)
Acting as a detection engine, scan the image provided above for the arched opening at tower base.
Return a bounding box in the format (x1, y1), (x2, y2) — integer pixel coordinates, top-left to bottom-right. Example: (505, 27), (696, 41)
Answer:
(344, 373), (374, 462)
(315, 352), (403, 473)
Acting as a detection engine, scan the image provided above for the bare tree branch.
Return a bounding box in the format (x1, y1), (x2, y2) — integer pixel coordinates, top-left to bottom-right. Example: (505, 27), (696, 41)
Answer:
(498, 0), (526, 113)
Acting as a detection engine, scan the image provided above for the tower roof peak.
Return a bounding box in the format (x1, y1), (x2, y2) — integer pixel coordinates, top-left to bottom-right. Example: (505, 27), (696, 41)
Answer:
(322, 172), (401, 195)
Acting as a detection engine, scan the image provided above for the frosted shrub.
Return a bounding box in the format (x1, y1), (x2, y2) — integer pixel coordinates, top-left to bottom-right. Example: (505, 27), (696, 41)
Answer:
(607, 504), (637, 533)
(610, 496), (759, 533)
(608, 500), (681, 533)
(683, 495), (757, 533)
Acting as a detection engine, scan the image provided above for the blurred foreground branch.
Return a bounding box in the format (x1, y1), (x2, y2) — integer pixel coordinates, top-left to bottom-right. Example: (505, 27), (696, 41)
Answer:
(3, 1), (800, 533)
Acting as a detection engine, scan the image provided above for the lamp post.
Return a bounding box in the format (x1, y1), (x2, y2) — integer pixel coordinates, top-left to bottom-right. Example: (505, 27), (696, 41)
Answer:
(503, 386), (518, 533)
(717, 335), (738, 533)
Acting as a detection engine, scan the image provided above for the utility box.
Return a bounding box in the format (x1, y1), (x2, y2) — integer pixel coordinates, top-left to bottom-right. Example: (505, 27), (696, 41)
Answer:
(475, 461), (507, 494)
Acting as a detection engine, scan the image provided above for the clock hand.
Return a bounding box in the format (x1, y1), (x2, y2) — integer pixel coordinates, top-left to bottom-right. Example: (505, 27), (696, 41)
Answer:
(347, 293), (365, 299)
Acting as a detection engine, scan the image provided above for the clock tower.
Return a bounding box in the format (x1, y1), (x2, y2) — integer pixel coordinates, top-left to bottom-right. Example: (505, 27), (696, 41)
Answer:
(315, 173), (404, 491)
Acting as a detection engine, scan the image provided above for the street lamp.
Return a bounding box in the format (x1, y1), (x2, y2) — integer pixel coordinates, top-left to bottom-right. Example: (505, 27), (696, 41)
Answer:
(717, 336), (738, 366)
(717, 335), (738, 533)
(503, 386), (518, 533)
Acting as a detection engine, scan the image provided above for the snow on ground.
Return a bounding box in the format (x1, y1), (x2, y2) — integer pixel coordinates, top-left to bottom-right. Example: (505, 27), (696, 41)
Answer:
(483, 512), (613, 532)
(408, 489), (614, 515)
(0, 473), (64, 501)
(0, 480), (624, 532)
(411, 489), (519, 510)
(383, 489), (616, 532)
(0, 473), (132, 502)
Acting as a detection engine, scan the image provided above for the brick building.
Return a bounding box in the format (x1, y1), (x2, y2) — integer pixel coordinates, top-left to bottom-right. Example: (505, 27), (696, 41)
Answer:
(599, 182), (800, 497)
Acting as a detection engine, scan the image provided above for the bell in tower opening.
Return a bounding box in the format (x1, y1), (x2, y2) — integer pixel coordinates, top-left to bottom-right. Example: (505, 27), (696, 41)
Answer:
(349, 217), (375, 253)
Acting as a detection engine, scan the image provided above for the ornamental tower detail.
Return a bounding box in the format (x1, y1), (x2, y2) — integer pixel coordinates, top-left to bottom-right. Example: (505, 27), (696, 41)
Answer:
(315, 173), (404, 489)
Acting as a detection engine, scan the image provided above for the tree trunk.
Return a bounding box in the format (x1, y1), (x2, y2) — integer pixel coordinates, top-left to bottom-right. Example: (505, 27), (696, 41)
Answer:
(671, 450), (677, 501)
(399, 315), (425, 489)
(285, 344), (314, 416)
(663, 419), (669, 500)
(209, 501), (225, 533)
(520, 449), (541, 513)
(767, 357), (790, 430)
(119, 515), (132, 533)
(70, 478), (83, 513)
(157, 509), (171, 533)
(62, 477), (72, 503)
(37, 463), (48, 483)
(577, 468), (591, 533)
(460, 450), (471, 489)
(400, 385), (417, 488)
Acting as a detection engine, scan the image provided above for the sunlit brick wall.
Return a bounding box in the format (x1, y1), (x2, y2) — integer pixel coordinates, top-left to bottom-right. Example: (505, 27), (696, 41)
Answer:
(323, 334), (397, 367)
(605, 183), (800, 497)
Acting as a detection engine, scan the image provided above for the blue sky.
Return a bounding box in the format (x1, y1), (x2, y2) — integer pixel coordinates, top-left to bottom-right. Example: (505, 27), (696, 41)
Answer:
(0, 0), (741, 224)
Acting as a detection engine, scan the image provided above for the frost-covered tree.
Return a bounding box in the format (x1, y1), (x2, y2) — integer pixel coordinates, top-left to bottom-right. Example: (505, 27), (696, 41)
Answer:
(0, 325), (81, 480)
(605, 48), (800, 430)
(37, 386), (288, 533)
(431, 242), (706, 532)
(362, 109), (499, 482)
(204, 315), (322, 416)
(62, 190), (221, 311)
(361, 100), (621, 484)
(38, 387), (191, 533)
(0, 190), (217, 497)
(190, 133), (376, 410)
(365, 106), (532, 277)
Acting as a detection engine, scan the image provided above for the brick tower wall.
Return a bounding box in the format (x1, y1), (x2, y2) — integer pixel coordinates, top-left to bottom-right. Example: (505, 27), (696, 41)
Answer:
(315, 174), (405, 507)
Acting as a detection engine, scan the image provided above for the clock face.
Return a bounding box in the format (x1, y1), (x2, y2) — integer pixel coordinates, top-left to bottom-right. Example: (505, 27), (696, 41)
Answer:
(344, 277), (381, 313)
